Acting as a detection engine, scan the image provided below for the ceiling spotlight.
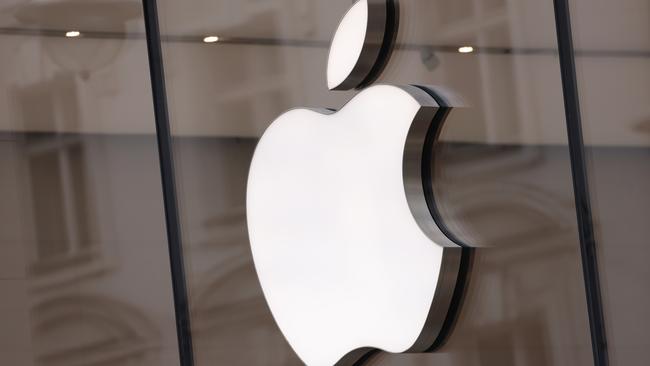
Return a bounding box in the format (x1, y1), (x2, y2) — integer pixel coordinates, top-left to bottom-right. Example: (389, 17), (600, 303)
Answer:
(65, 30), (81, 38)
(458, 46), (474, 53)
(203, 35), (219, 43)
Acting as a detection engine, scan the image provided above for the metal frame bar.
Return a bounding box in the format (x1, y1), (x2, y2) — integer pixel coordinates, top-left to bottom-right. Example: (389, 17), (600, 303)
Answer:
(552, 1), (608, 365)
(142, 1), (195, 365)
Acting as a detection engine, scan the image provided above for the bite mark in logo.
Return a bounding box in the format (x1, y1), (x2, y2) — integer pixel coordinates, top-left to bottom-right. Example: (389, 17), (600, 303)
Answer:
(247, 1), (471, 365)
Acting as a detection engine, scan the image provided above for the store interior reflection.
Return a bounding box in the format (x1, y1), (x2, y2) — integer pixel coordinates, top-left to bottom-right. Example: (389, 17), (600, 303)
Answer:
(0, 0), (648, 365)
(0, 1), (179, 365)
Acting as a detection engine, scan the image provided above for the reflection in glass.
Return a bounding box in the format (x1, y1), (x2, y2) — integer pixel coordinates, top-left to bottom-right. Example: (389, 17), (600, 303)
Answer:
(156, 0), (594, 365)
(570, 0), (650, 364)
(0, 1), (180, 365)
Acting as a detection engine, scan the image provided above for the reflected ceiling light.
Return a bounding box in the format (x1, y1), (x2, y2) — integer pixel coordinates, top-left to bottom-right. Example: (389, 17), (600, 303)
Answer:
(14, 0), (141, 75)
(203, 35), (220, 43)
(65, 30), (81, 38)
(458, 46), (474, 53)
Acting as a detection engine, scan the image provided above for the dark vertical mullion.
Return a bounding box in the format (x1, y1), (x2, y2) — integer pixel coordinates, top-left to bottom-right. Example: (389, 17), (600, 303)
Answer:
(552, 1), (608, 365)
(142, 1), (194, 365)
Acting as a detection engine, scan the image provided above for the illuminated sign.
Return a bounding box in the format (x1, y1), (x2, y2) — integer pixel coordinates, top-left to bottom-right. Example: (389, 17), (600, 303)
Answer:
(247, 1), (467, 364)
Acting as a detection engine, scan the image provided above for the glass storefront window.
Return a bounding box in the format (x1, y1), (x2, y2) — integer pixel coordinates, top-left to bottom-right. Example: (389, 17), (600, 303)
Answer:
(570, 0), (650, 364)
(155, 0), (593, 364)
(0, 1), (180, 365)
(1, 0), (647, 365)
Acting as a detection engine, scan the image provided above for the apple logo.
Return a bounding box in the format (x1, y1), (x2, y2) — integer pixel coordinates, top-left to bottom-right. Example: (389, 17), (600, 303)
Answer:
(247, 1), (471, 365)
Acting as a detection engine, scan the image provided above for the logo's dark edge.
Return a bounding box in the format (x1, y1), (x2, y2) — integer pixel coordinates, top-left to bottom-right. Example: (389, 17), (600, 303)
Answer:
(414, 85), (468, 248)
(414, 84), (474, 350)
(426, 247), (473, 351)
(357, 0), (400, 89)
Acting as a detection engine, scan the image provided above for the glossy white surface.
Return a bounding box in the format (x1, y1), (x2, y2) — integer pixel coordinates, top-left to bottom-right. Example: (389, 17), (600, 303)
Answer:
(247, 85), (444, 365)
(326, 0), (368, 90)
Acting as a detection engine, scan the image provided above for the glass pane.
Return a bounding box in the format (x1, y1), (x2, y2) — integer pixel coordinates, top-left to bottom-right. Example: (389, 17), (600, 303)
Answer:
(570, 0), (650, 364)
(156, 0), (593, 364)
(0, 1), (180, 365)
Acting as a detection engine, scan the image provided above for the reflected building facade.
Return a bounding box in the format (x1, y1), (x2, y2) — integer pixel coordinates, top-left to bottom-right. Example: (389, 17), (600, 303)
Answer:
(0, 0), (648, 366)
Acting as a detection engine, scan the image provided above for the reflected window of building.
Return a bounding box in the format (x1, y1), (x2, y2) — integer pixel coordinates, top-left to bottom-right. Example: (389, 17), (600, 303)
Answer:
(32, 295), (162, 366)
(15, 75), (104, 281)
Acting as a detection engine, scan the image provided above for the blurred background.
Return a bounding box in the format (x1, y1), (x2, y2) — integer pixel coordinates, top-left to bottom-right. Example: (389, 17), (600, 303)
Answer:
(0, 0), (647, 365)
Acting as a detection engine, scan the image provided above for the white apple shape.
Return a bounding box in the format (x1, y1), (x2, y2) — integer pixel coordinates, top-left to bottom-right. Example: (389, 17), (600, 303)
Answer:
(247, 84), (464, 366)
(327, 0), (397, 90)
